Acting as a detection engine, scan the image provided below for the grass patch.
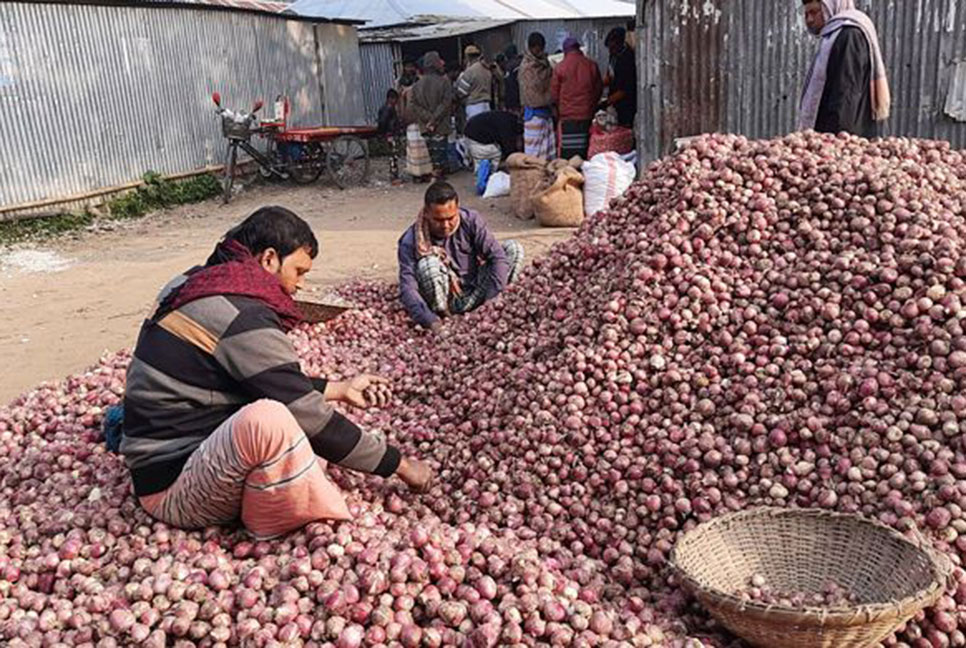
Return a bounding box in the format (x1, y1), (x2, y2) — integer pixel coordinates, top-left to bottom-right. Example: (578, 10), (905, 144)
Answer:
(0, 172), (223, 247)
(0, 211), (96, 246)
(106, 171), (222, 220)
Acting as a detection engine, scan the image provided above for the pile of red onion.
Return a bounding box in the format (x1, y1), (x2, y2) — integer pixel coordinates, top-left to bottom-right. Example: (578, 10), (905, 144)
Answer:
(3, 131), (966, 647)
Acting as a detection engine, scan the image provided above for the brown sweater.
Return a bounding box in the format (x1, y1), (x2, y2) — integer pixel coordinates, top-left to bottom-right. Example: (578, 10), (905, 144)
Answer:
(410, 71), (455, 135)
(456, 61), (493, 106)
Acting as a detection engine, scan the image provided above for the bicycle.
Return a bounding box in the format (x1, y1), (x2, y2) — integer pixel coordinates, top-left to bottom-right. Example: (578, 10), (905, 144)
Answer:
(212, 92), (374, 204)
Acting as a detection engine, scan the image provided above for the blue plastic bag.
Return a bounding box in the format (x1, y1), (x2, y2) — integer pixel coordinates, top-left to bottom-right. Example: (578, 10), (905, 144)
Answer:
(103, 404), (124, 453)
(475, 159), (492, 195)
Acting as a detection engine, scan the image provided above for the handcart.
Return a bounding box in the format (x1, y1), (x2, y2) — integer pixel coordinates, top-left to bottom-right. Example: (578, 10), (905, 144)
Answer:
(212, 93), (377, 203)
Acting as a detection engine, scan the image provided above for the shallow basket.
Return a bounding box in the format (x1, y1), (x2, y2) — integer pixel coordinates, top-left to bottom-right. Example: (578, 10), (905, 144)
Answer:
(670, 507), (949, 648)
(295, 299), (352, 324)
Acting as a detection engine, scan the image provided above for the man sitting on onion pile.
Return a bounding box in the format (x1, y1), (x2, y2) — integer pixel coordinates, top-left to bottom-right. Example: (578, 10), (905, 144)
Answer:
(119, 207), (432, 539)
(397, 181), (524, 331)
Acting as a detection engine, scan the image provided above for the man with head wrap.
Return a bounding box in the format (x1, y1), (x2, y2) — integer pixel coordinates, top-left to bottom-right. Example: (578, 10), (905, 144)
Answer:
(799, 0), (890, 137)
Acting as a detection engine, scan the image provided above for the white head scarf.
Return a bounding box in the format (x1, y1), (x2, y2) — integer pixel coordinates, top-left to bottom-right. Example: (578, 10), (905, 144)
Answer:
(799, 0), (891, 130)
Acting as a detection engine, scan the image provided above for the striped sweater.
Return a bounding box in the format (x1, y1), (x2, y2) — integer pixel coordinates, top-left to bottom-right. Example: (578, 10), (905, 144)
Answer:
(121, 276), (400, 497)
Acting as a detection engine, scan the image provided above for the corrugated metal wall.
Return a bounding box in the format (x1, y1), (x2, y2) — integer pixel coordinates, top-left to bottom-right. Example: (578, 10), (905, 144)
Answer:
(0, 2), (363, 214)
(511, 18), (629, 73)
(360, 42), (400, 124)
(637, 0), (966, 162)
(317, 22), (368, 125)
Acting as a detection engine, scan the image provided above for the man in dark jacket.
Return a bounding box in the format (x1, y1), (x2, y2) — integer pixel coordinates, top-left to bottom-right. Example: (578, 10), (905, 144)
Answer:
(799, 0), (891, 137)
(602, 27), (637, 128)
(463, 110), (523, 170)
(501, 44), (522, 114)
(397, 182), (523, 331)
(122, 207), (431, 538)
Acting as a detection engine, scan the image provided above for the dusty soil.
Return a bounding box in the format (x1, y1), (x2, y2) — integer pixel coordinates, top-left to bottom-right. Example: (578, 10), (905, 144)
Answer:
(0, 166), (574, 405)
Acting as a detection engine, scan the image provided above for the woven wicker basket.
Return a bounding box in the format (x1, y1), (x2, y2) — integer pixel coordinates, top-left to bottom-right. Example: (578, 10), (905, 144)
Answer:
(670, 507), (950, 648)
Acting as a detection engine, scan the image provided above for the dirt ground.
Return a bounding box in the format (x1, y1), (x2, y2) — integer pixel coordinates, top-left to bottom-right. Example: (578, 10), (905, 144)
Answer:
(0, 165), (574, 405)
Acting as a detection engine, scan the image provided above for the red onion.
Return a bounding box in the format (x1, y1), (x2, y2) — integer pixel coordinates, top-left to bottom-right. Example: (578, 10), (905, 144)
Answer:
(4, 132), (966, 646)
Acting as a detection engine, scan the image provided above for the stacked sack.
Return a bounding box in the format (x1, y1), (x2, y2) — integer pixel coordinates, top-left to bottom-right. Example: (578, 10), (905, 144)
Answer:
(581, 151), (637, 217)
(533, 158), (585, 227)
(507, 151), (637, 227)
(507, 153), (586, 227)
(506, 153), (549, 220)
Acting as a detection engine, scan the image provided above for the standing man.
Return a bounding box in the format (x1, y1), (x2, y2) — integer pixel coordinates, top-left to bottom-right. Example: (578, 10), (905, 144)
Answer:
(519, 32), (555, 160)
(601, 27), (637, 129)
(456, 45), (494, 120)
(377, 88), (406, 185)
(397, 182), (524, 331)
(463, 110), (523, 171)
(396, 58), (419, 90)
(501, 44), (522, 115)
(799, 0), (890, 137)
(551, 37), (603, 160)
(409, 51), (454, 179)
(445, 60), (466, 135)
(492, 54), (507, 111)
(403, 58), (434, 183)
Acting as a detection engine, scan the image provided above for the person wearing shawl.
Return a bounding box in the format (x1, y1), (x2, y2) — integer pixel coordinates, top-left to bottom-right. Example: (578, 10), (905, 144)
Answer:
(397, 182), (524, 331)
(410, 51), (454, 179)
(120, 206), (432, 539)
(799, 0), (891, 137)
(520, 32), (556, 160)
(399, 58), (434, 182)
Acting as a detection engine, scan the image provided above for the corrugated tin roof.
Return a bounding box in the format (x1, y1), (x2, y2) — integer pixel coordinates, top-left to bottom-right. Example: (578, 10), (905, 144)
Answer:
(32, 0), (360, 23)
(288, 0), (634, 27)
(360, 18), (518, 43)
(175, 0), (289, 12)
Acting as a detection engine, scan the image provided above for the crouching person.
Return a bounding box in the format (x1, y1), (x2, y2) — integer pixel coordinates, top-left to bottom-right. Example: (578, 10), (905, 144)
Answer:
(398, 181), (523, 332)
(120, 206), (432, 539)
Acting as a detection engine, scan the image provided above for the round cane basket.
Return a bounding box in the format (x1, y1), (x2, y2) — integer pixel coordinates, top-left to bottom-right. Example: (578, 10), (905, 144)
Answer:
(670, 508), (950, 648)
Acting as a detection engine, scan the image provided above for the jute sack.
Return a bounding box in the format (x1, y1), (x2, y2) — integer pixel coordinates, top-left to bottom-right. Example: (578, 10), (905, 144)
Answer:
(507, 153), (547, 220)
(533, 166), (585, 228)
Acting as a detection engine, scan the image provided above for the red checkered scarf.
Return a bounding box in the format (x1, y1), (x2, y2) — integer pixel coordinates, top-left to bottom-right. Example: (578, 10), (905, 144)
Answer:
(159, 239), (304, 331)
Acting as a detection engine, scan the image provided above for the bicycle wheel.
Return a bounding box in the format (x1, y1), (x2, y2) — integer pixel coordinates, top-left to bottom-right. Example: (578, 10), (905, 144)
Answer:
(222, 142), (238, 204)
(288, 142), (325, 184)
(326, 136), (369, 189)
